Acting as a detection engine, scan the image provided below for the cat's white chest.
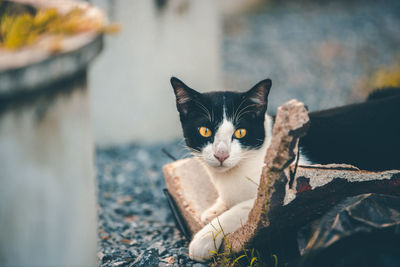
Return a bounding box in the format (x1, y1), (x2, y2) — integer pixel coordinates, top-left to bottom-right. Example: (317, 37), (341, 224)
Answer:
(205, 115), (272, 208)
(209, 149), (266, 207)
(213, 172), (259, 207)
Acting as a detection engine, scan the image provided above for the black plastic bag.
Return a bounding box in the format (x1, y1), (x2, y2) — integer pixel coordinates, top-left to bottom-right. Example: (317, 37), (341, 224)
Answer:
(297, 193), (400, 267)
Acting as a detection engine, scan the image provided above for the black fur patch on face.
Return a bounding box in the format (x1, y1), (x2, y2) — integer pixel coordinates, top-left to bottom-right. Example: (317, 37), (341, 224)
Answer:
(171, 77), (271, 152)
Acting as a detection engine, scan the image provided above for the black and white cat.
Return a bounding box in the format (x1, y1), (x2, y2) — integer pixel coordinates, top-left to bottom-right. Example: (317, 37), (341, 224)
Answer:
(170, 77), (400, 262)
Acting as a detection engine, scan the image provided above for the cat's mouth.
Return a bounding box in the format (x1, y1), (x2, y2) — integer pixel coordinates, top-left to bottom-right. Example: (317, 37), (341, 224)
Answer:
(208, 160), (236, 172)
(216, 163), (228, 169)
(213, 165), (230, 172)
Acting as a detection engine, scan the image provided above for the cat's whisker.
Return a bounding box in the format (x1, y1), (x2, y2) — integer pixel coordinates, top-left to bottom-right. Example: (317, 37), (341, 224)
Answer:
(230, 100), (235, 121)
(236, 104), (258, 119)
(194, 100), (212, 122)
(244, 176), (259, 187)
(176, 138), (186, 146)
(232, 97), (247, 122)
(237, 155), (252, 160)
(236, 110), (257, 123)
(255, 138), (266, 145)
(199, 113), (211, 121)
(178, 138), (186, 145)
(187, 147), (202, 154)
(234, 104), (259, 123)
(235, 104), (252, 119)
(176, 142), (203, 159)
(182, 152), (195, 159)
(193, 100), (210, 119)
(178, 142), (189, 150)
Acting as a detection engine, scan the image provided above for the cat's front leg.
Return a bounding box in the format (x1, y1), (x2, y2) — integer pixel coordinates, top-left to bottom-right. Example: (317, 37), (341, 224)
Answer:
(189, 198), (255, 262)
(200, 197), (228, 223)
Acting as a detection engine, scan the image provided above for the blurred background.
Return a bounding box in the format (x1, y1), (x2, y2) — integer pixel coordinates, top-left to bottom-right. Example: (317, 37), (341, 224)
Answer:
(89, 0), (400, 146)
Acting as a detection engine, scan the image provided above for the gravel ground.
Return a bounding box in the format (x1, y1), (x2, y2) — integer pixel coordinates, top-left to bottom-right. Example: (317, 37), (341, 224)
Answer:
(96, 141), (206, 267)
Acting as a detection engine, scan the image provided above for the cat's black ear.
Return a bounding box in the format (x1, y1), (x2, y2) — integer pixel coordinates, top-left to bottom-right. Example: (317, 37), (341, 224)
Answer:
(170, 77), (200, 115)
(245, 79), (272, 113)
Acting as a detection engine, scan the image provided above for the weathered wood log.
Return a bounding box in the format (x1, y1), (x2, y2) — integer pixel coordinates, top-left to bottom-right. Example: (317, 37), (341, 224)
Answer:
(163, 99), (400, 260)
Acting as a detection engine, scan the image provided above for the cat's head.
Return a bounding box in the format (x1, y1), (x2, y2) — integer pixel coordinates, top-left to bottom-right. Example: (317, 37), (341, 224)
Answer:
(171, 77), (272, 172)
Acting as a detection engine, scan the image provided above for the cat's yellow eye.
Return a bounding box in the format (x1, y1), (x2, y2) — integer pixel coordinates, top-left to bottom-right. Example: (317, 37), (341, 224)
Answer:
(234, 128), (247, 139)
(199, 126), (212, 138)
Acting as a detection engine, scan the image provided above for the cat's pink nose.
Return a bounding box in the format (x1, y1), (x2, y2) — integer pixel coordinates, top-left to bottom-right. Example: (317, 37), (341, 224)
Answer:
(214, 152), (229, 163)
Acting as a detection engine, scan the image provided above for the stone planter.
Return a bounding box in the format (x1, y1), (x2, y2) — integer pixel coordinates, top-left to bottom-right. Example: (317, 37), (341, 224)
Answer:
(0, 1), (104, 265)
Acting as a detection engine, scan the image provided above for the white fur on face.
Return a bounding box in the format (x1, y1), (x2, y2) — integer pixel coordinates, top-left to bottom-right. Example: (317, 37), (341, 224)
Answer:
(200, 118), (244, 171)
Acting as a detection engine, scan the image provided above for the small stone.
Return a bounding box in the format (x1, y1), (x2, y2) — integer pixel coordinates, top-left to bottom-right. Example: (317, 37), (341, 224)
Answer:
(172, 240), (185, 248)
(97, 251), (105, 261)
(117, 195), (133, 205)
(129, 249), (140, 258)
(112, 261), (127, 266)
(102, 254), (112, 264)
(143, 208), (153, 216)
(123, 215), (137, 223)
(162, 256), (175, 264)
(158, 246), (167, 256)
(178, 257), (186, 265)
(178, 247), (188, 255)
(119, 239), (134, 246)
(192, 263), (207, 267)
(132, 248), (159, 267)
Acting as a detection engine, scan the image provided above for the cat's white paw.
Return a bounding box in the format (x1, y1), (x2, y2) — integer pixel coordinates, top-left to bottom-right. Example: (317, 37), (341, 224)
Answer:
(200, 199), (227, 223)
(200, 208), (218, 223)
(189, 224), (222, 262)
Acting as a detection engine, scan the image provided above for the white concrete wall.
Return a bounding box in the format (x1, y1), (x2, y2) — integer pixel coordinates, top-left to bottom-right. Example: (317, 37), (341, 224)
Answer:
(89, 0), (222, 146)
(0, 87), (97, 266)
